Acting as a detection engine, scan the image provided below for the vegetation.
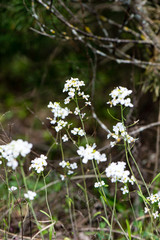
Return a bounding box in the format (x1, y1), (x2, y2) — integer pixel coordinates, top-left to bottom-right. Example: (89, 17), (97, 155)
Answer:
(0, 1), (160, 239)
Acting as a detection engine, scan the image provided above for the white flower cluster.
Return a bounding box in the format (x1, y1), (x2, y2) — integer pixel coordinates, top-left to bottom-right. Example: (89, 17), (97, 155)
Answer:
(77, 143), (107, 164)
(29, 154), (47, 173)
(63, 77), (90, 104)
(0, 139), (32, 170)
(71, 127), (86, 136)
(74, 107), (86, 119)
(107, 86), (133, 107)
(144, 192), (160, 219)
(107, 122), (136, 147)
(94, 181), (105, 188)
(105, 161), (135, 194)
(24, 190), (36, 201)
(47, 102), (70, 132)
(59, 160), (78, 175)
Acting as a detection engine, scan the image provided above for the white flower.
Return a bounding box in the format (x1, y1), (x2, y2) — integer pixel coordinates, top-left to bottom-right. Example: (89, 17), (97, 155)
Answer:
(0, 139), (32, 170)
(62, 134), (68, 142)
(0, 160), (2, 164)
(78, 129), (85, 136)
(77, 143), (107, 164)
(77, 144), (96, 164)
(47, 102), (70, 126)
(94, 181), (105, 188)
(9, 186), (17, 192)
(67, 170), (74, 175)
(120, 186), (129, 194)
(107, 86), (133, 107)
(29, 154), (47, 173)
(70, 162), (78, 170)
(63, 77), (90, 103)
(81, 113), (86, 119)
(24, 190), (36, 200)
(63, 77), (85, 93)
(60, 174), (65, 181)
(108, 122), (136, 147)
(74, 107), (80, 115)
(148, 193), (160, 204)
(110, 141), (116, 148)
(59, 160), (67, 168)
(152, 211), (159, 219)
(64, 97), (70, 104)
(55, 120), (68, 132)
(85, 101), (91, 106)
(129, 175), (136, 185)
(71, 128), (86, 137)
(7, 159), (18, 170)
(71, 128), (79, 135)
(144, 207), (149, 213)
(68, 88), (75, 98)
(105, 161), (132, 184)
(93, 151), (107, 163)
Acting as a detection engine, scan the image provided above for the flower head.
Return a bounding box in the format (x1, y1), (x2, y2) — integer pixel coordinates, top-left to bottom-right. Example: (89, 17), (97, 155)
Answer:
(9, 186), (17, 192)
(0, 139), (32, 170)
(24, 190), (36, 200)
(77, 144), (107, 164)
(107, 86), (133, 107)
(29, 154), (47, 173)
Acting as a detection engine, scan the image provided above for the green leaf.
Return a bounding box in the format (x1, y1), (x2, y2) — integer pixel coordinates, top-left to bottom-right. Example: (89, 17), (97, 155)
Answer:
(66, 195), (73, 207)
(137, 191), (150, 205)
(100, 216), (111, 227)
(107, 109), (121, 121)
(49, 225), (54, 240)
(151, 173), (160, 185)
(76, 183), (85, 192)
(126, 219), (131, 240)
(40, 210), (51, 220)
(93, 211), (101, 218)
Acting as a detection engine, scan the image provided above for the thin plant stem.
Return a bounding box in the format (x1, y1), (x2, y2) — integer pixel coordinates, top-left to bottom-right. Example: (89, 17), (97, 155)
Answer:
(66, 179), (77, 240)
(109, 182), (117, 240)
(20, 162), (44, 240)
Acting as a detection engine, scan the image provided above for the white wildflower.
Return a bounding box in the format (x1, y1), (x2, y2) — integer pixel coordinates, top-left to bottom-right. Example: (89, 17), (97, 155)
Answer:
(0, 139), (32, 170)
(24, 190), (36, 200)
(29, 154), (47, 173)
(70, 162), (78, 170)
(47, 102), (70, 127)
(120, 186), (129, 194)
(77, 143), (107, 164)
(55, 120), (68, 132)
(60, 174), (65, 181)
(67, 170), (74, 175)
(144, 207), (149, 213)
(74, 107), (80, 115)
(105, 161), (132, 184)
(152, 211), (159, 219)
(85, 101), (91, 106)
(94, 181), (105, 188)
(71, 128), (85, 137)
(7, 159), (18, 170)
(9, 186), (17, 192)
(107, 86), (133, 107)
(62, 134), (68, 142)
(59, 160), (67, 168)
(108, 122), (136, 147)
